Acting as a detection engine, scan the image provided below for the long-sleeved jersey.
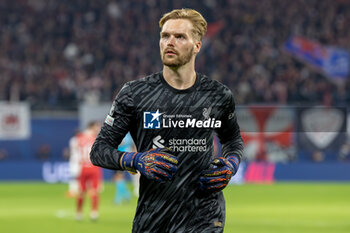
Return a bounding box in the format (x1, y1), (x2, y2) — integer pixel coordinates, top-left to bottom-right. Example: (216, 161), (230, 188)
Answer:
(90, 72), (243, 233)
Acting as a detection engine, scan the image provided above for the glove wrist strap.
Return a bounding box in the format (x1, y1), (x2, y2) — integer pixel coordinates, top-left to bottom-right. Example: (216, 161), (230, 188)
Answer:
(121, 152), (138, 172)
(227, 155), (240, 174)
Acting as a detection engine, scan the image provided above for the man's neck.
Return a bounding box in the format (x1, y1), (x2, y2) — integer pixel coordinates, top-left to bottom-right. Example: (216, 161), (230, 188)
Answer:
(163, 64), (196, 90)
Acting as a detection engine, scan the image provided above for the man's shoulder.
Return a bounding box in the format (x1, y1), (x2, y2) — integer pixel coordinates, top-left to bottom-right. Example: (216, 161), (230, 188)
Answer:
(198, 73), (230, 93)
(198, 74), (234, 106)
(125, 72), (162, 90)
(115, 72), (162, 104)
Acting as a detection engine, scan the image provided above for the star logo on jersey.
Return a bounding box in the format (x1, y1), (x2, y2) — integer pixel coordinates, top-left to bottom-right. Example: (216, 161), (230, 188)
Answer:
(143, 110), (162, 129)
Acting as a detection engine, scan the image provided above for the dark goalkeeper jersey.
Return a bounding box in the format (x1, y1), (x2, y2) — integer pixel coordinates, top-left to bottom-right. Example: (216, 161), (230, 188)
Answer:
(90, 71), (244, 233)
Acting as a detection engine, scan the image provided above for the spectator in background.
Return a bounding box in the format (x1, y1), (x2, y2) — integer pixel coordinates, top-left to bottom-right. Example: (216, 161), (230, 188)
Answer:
(66, 129), (81, 198)
(114, 133), (138, 204)
(312, 150), (325, 163)
(0, 149), (8, 161)
(36, 144), (51, 161)
(0, 0), (349, 109)
(339, 135), (350, 161)
(69, 121), (102, 221)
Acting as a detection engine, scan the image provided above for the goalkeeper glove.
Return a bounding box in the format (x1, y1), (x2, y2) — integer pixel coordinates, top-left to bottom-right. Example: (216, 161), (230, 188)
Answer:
(199, 155), (239, 194)
(120, 148), (178, 183)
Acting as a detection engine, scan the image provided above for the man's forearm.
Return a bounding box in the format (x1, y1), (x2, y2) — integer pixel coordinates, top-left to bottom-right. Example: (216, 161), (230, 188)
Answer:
(90, 133), (126, 170)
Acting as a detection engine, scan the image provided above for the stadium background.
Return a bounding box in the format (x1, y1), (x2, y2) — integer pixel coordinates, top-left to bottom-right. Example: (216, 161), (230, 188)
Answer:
(0, 0), (349, 232)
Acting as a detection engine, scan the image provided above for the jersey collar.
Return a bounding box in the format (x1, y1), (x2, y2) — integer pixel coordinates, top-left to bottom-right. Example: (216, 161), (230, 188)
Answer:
(159, 71), (200, 93)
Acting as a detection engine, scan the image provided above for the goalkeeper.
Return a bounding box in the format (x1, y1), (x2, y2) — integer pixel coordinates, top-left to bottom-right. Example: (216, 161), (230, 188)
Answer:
(90, 8), (243, 233)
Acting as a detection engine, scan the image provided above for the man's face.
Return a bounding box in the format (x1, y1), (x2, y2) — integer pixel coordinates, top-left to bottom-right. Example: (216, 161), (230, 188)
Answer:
(159, 19), (200, 67)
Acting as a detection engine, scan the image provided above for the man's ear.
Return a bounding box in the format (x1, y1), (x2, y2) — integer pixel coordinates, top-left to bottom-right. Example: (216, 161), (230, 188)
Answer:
(194, 40), (202, 54)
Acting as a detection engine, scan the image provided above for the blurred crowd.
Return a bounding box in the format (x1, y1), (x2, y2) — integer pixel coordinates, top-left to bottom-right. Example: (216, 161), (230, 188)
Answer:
(1, 0), (350, 110)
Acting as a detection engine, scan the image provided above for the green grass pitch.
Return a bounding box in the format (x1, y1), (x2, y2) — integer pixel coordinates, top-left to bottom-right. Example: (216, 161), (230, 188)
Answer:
(0, 182), (349, 233)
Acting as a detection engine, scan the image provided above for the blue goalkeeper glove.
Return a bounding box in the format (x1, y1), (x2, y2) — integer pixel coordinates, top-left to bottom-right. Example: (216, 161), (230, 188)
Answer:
(199, 155), (239, 194)
(120, 148), (178, 183)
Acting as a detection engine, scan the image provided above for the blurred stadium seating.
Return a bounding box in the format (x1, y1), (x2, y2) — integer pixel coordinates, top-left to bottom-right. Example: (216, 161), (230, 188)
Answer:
(1, 0), (349, 108)
(0, 0), (349, 181)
